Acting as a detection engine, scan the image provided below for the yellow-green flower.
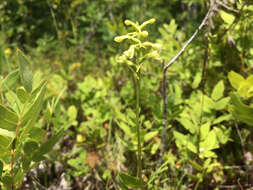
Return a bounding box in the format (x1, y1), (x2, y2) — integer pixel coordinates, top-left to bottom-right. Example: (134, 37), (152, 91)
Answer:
(4, 48), (11, 55)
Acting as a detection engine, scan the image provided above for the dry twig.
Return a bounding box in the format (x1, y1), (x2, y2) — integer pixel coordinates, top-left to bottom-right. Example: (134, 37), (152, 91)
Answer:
(164, 0), (216, 71)
(159, 0), (217, 167)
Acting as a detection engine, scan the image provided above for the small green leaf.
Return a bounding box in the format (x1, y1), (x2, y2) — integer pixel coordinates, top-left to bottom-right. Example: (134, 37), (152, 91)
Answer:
(21, 83), (46, 126)
(144, 131), (158, 142)
(228, 71), (245, 89)
(230, 93), (253, 126)
(177, 117), (196, 134)
(0, 104), (19, 131)
(29, 127), (46, 141)
(203, 95), (215, 111)
(18, 49), (33, 93)
(211, 81), (224, 101)
(116, 175), (128, 190)
(151, 142), (160, 155)
(189, 160), (203, 172)
(16, 87), (29, 103)
(0, 135), (11, 151)
(22, 155), (31, 171)
(0, 128), (15, 138)
(67, 105), (77, 120)
(1, 69), (19, 92)
(192, 72), (202, 89)
(214, 97), (230, 110)
(32, 129), (64, 162)
(213, 114), (232, 125)
(24, 141), (39, 154)
(200, 130), (218, 152)
(2, 175), (13, 188)
(200, 123), (210, 141)
(118, 172), (144, 189)
(117, 121), (135, 138)
(214, 126), (231, 144)
(220, 10), (235, 25)
(200, 150), (217, 158)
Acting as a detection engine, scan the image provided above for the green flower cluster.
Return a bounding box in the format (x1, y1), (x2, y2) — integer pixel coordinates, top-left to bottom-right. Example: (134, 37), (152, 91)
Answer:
(114, 19), (161, 72)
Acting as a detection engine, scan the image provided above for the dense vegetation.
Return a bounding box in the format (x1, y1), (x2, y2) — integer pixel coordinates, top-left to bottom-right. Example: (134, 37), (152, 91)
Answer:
(0, 0), (253, 189)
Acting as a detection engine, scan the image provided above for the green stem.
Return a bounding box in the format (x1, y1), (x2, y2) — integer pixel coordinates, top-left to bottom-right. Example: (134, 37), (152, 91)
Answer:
(135, 71), (142, 185)
(194, 179), (201, 190)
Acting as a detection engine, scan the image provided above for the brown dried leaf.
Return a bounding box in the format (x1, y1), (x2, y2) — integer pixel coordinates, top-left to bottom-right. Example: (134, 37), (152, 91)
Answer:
(86, 152), (100, 169)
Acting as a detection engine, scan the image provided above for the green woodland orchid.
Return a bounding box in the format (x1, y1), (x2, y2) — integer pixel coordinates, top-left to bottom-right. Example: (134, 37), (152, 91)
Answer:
(114, 19), (162, 189)
(114, 18), (161, 73)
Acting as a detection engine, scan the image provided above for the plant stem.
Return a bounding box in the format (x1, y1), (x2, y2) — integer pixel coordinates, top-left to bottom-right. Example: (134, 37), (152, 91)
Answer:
(135, 71), (142, 185)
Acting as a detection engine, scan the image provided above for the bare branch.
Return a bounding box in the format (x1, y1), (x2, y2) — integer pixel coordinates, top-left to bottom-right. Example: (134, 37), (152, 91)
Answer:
(157, 60), (167, 168)
(159, 0), (217, 168)
(217, 0), (239, 13)
(164, 0), (217, 71)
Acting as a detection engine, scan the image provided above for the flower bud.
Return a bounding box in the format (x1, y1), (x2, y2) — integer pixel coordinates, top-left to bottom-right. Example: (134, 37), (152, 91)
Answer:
(148, 18), (156, 24)
(141, 31), (148, 37)
(152, 43), (161, 50)
(114, 36), (126, 43)
(124, 20), (132, 26)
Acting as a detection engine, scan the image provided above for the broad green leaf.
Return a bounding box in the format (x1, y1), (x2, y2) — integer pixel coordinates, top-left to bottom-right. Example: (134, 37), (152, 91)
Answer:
(144, 131), (158, 142)
(0, 128), (15, 138)
(220, 10), (235, 25)
(211, 81), (224, 101)
(200, 150), (217, 158)
(0, 160), (3, 178)
(192, 71), (202, 89)
(151, 142), (160, 155)
(189, 160), (203, 172)
(230, 93), (253, 126)
(200, 130), (218, 151)
(214, 126), (231, 144)
(117, 134), (135, 151)
(29, 127), (46, 141)
(187, 173), (201, 181)
(117, 121), (134, 138)
(203, 95), (215, 111)
(246, 75), (253, 84)
(32, 129), (64, 162)
(67, 105), (77, 120)
(148, 160), (169, 185)
(173, 131), (197, 153)
(5, 90), (23, 114)
(173, 130), (186, 147)
(22, 155), (31, 171)
(24, 140), (39, 154)
(238, 81), (251, 98)
(21, 83), (46, 126)
(248, 86), (253, 98)
(116, 175), (128, 190)
(200, 123), (210, 141)
(177, 117), (196, 134)
(1, 69), (19, 92)
(118, 172), (144, 189)
(0, 104), (18, 131)
(213, 114), (232, 125)
(228, 71), (245, 89)
(214, 97), (230, 110)
(16, 87), (29, 103)
(13, 167), (24, 186)
(1, 175), (13, 188)
(18, 50), (33, 93)
(187, 140), (197, 154)
(0, 135), (11, 150)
